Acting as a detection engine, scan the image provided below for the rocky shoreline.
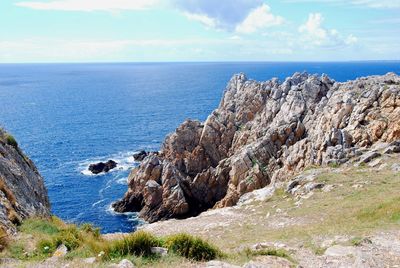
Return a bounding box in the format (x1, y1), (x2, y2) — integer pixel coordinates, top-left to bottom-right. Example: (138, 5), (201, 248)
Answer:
(113, 72), (400, 223)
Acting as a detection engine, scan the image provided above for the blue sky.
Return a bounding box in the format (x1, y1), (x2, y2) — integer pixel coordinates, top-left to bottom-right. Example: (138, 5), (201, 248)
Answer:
(0, 0), (399, 62)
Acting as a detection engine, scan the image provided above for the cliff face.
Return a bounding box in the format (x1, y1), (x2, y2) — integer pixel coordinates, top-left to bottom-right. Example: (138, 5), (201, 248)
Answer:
(0, 129), (50, 234)
(113, 72), (400, 222)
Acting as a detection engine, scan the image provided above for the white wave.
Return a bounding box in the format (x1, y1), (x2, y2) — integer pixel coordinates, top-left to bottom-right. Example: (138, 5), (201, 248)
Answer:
(92, 198), (107, 207)
(78, 151), (140, 176)
(116, 177), (128, 185)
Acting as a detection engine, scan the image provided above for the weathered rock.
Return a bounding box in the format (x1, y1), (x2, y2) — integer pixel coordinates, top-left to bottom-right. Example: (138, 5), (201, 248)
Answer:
(358, 151), (381, 164)
(133, 151), (148, 161)
(0, 128), (50, 234)
(114, 72), (400, 223)
(324, 245), (357, 257)
(88, 160), (117, 174)
(53, 244), (68, 258)
(150, 246), (168, 256)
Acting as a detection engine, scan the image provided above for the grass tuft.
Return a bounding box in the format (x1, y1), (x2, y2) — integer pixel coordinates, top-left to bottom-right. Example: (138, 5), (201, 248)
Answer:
(5, 134), (18, 148)
(104, 231), (159, 260)
(165, 233), (223, 261)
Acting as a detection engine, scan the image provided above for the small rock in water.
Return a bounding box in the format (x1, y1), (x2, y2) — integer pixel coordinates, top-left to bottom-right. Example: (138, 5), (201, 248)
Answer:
(88, 160), (117, 174)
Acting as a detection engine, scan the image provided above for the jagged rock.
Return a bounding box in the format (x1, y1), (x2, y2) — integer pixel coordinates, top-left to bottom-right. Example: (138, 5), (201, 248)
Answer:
(133, 150), (148, 161)
(114, 72), (400, 223)
(0, 128), (50, 234)
(88, 160), (117, 174)
(383, 143), (400, 154)
(358, 151), (381, 164)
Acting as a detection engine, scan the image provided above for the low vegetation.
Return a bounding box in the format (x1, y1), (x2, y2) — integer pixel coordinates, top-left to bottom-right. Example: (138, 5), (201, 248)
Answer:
(0, 217), (225, 266)
(5, 134), (18, 148)
(165, 233), (223, 261)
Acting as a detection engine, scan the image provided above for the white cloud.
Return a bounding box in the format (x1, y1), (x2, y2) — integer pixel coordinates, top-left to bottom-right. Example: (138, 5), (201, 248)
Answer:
(173, 0), (265, 31)
(283, 0), (400, 8)
(183, 12), (217, 28)
(350, 0), (400, 8)
(235, 4), (284, 34)
(15, 0), (161, 11)
(299, 13), (357, 48)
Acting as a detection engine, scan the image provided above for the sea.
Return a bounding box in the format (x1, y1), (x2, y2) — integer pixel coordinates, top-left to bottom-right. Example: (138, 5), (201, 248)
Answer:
(0, 62), (399, 233)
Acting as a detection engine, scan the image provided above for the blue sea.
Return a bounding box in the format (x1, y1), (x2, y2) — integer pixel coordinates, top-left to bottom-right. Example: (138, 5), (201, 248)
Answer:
(0, 62), (399, 233)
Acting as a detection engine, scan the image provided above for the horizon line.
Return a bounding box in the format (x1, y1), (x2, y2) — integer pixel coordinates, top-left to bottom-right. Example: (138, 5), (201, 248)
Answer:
(0, 60), (400, 65)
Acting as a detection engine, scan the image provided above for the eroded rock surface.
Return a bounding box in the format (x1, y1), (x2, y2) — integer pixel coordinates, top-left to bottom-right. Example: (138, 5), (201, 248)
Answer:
(113, 72), (400, 222)
(0, 129), (50, 234)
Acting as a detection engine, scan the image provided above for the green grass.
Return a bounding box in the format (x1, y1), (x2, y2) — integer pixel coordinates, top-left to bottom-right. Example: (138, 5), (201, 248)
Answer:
(165, 233), (223, 261)
(104, 231), (160, 260)
(5, 134), (18, 148)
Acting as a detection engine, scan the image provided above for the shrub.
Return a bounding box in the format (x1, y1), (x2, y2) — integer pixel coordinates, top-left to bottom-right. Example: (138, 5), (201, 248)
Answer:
(52, 226), (82, 250)
(105, 231), (159, 259)
(165, 233), (222, 261)
(37, 239), (56, 256)
(5, 134), (18, 148)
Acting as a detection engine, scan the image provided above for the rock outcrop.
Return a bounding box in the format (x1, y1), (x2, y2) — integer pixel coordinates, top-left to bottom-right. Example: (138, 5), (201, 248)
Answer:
(88, 160), (117, 174)
(113, 72), (400, 222)
(0, 128), (50, 234)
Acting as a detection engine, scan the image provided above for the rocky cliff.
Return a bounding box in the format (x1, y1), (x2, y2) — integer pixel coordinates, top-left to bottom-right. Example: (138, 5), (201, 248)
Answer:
(0, 128), (50, 234)
(113, 72), (400, 223)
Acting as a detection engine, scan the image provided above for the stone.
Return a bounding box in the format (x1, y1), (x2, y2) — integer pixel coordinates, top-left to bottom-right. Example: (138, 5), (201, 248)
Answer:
(88, 160), (117, 174)
(109, 259), (135, 268)
(392, 163), (400, 172)
(150, 246), (168, 256)
(113, 73), (400, 223)
(359, 151), (381, 164)
(205, 260), (240, 268)
(368, 158), (382, 167)
(383, 145), (400, 154)
(133, 151), (148, 161)
(324, 245), (357, 257)
(53, 244), (68, 258)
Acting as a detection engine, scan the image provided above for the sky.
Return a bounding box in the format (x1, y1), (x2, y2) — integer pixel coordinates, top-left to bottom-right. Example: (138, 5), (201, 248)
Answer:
(0, 0), (399, 62)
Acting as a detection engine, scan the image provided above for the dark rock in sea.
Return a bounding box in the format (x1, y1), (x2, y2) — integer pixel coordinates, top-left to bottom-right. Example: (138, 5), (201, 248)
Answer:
(88, 160), (117, 174)
(113, 72), (400, 223)
(0, 128), (50, 234)
(133, 151), (148, 161)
